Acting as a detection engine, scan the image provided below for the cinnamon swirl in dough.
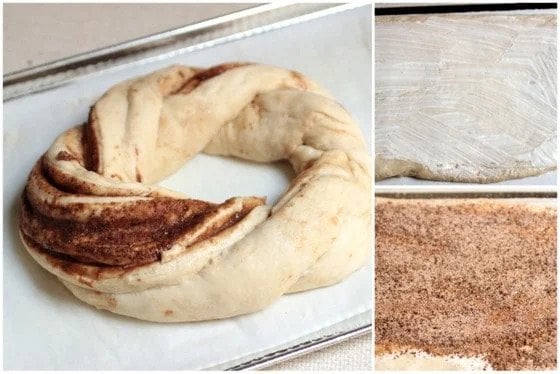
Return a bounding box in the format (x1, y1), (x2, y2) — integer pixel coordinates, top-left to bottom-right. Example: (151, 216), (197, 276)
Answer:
(19, 63), (371, 322)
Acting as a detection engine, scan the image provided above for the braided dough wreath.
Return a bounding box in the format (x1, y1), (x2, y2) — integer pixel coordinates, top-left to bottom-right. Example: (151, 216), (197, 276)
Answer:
(19, 63), (371, 322)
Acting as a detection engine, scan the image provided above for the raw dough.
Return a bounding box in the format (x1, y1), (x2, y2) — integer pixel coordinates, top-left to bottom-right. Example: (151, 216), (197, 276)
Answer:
(19, 63), (371, 322)
(375, 197), (557, 370)
(375, 12), (557, 183)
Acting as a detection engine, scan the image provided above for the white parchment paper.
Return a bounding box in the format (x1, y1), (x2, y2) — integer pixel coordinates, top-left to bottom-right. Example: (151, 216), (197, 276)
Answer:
(3, 6), (372, 370)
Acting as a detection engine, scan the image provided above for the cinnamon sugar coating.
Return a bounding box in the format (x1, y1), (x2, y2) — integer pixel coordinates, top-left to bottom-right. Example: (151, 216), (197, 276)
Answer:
(375, 198), (557, 370)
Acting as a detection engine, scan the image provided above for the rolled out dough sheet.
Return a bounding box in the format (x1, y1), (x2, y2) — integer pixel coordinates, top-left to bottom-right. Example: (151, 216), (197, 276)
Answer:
(375, 11), (557, 183)
(375, 198), (557, 370)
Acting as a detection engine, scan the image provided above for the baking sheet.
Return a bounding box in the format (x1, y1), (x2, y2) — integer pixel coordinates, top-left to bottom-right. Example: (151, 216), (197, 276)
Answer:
(376, 171), (557, 186)
(3, 5), (372, 370)
(218, 311), (371, 370)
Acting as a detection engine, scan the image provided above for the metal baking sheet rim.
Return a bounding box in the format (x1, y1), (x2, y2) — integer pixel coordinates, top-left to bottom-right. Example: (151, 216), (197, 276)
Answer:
(375, 185), (558, 196)
(2, 1), (370, 101)
(223, 318), (372, 370)
(3, 3), (372, 370)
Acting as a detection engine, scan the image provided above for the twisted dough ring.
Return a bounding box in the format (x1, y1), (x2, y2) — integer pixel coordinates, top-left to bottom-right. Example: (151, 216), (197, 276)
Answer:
(19, 63), (371, 322)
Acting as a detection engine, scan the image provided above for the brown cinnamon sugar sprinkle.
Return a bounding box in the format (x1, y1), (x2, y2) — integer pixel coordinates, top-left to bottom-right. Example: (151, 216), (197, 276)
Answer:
(20, 157), (265, 267)
(375, 198), (557, 370)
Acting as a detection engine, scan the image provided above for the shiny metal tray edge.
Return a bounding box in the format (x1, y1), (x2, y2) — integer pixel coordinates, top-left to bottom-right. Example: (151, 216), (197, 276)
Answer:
(376, 191), (557, 199)
(3, 1), (369, 101)
(375, 185), (558, 196)
(225, 322), (372, 371)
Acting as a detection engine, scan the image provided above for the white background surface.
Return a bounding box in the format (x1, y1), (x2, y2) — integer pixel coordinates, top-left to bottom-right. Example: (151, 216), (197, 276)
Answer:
(3, 5), (372, 370)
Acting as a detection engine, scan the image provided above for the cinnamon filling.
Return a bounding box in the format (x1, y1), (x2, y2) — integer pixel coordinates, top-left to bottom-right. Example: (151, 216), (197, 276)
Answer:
(84, 110), (100, 172)
(82, 63), (251, 177)
(175, 62), (250, 94)
(375, 199), (557, 370)
(20, 157), (264, 267)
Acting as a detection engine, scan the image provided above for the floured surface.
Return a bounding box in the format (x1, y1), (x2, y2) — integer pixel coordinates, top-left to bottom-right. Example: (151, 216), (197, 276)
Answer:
(375, 12), (557, 183)
(375, 198), (557, 370)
